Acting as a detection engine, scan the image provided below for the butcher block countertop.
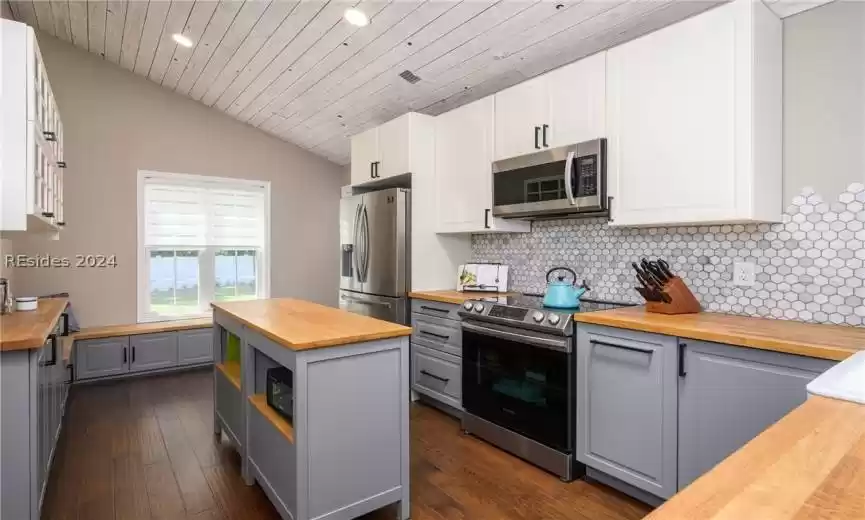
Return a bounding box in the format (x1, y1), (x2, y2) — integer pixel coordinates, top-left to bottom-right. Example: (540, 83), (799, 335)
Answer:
(72, 317), (212, 341)
(408, 290), (516, 305)
(212, 298), (411, 351)
(645, 396), (865, 520)
(574, 307), (865, 361)
(0, 297), (68, 351)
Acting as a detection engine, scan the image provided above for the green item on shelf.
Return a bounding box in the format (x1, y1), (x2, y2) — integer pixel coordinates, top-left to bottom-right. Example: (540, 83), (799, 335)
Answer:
(226, 332), (241, 362)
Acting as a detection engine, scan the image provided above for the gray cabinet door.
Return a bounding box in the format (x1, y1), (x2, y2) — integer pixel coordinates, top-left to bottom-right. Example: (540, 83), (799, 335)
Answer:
(678, 340), (834, 489)
(130, 333), (178, 373)
(76, 337), (129, 380)
(177, 328), (213, 366)
(576, 324), (679, 499)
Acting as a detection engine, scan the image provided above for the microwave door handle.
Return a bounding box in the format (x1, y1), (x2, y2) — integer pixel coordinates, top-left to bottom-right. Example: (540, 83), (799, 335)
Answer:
(564, 151), (576, 205)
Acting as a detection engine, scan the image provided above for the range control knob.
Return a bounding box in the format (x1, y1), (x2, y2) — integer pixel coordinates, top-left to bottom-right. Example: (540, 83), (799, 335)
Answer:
(532, 311), (545, 323)
(473, 303), (485, 313)
(547, 314), (561, 325)
(463, 301), (474, 311)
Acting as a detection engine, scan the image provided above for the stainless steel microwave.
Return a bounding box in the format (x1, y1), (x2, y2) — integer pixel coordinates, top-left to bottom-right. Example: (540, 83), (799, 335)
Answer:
(492, 138), (607, 219)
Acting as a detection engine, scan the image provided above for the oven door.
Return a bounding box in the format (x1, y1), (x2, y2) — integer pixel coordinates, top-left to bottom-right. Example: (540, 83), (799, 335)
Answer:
(491, 140), (606, 219)
(461, 321), (573, 452)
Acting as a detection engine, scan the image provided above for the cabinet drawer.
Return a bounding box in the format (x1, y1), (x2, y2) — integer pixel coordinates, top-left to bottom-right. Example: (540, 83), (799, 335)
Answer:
(411, 314), (461, 353)
(412, 344), (461, 409)
(411, 336), (461, 358)
(411, 299), (462, 321)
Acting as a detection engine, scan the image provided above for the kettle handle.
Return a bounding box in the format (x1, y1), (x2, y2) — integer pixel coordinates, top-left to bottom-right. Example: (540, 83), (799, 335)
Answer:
(546, 267), (577, 285)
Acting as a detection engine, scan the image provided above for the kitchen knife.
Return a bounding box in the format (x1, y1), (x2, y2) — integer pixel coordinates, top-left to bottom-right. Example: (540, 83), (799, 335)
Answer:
(632, 262), (658, 289)
(657, 259), (675, 280)
(635, 286), (659, 302)
(639, 260), (666, 287)
(642, 259), (669, 285)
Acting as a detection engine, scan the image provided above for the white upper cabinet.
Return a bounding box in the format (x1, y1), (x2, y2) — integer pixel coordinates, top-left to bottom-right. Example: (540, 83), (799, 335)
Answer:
(349, 113), (435, 186)
(435, 97), (530, 234)
(349, 127), (378, 184)
(493, 76), (549, 161)
(606, 0), (782, 227)
(1, 20), (66, 237)
(493, 52), (607, 161)
(546, 52), (606, 149)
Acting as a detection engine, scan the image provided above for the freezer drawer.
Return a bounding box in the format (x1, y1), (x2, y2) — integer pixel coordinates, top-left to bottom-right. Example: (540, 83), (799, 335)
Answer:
(338, 290), (407, 325)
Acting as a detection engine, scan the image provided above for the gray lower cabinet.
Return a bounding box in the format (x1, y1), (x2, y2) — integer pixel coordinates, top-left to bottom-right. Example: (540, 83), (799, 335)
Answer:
(411, 314), (461, 357)
(576, 324), (679, 499)
(75, 336), (129, 379)
(178, 328), (214, 365)
(411, 344), (462, 409)
(677, 339), (835, 489)
(130, 332), (178, 372)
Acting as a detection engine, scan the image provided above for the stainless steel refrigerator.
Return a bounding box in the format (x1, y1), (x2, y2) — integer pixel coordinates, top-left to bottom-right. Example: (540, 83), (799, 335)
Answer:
(339, 188), (410, 324)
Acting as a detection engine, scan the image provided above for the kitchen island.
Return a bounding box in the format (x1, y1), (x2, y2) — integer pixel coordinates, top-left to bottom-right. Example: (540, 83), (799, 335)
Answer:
(210, 298), (412, 520)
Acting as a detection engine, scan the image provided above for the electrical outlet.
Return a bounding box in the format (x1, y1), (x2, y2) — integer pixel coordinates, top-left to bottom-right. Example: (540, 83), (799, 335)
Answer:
(733, 261), (756, 287)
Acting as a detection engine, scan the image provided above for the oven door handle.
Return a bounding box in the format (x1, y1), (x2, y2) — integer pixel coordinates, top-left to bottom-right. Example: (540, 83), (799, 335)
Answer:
(461, 322), (570, 353)
(564, 150), (576, 205)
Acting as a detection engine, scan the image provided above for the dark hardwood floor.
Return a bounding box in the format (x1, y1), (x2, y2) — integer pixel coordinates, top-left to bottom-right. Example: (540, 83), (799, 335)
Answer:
(43, 370), (652, 520)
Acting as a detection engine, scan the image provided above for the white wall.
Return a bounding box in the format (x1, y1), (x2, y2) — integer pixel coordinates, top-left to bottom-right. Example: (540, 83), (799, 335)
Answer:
(8, 34), (345, 327)
(783, 0), (865, 202)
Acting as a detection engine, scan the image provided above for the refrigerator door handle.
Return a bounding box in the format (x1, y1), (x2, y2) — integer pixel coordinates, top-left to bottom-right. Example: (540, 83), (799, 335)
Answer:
(352, 203), (363, 282)
(361, 205), (371, 283)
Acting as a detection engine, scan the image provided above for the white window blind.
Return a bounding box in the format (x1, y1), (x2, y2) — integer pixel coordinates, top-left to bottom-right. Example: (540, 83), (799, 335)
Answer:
(138, 171), (270, 322)
(144, 179), (266, 248)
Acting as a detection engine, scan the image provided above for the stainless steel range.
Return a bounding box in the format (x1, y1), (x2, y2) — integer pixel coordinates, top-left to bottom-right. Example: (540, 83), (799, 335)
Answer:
(458, 294), (629, 482)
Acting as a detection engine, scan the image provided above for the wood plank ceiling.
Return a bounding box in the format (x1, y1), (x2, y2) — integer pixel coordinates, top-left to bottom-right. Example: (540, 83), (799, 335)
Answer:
(8, 0), (819, 166)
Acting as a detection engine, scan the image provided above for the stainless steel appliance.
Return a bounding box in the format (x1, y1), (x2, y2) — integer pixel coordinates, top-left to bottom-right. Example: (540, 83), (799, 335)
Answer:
(266, 366), (294, 420)
(492, 138), (607, 219)
(459, 294), (629, 481)
(339, 188), (410, 324)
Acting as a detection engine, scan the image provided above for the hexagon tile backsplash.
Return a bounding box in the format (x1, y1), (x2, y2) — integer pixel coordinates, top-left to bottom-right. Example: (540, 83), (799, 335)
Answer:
(472, 183), (865, 326)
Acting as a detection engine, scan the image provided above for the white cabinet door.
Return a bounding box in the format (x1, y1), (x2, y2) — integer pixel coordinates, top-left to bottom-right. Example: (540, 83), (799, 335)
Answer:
(493, 75), (548, 161)
(350, 127), (378, 185)
(377, 114), (411, 179)
(547, 52), (606, 148)
(607, 5), (736, 226)
(607, 0), (781, 226)
(435, 98), (530, 234)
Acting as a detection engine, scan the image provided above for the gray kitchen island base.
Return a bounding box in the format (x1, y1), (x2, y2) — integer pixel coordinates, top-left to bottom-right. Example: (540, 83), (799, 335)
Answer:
(213, 308), (411, 520)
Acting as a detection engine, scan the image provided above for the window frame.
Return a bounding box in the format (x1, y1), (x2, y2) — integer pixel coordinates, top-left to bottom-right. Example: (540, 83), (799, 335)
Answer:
(137, 170), (271, 323)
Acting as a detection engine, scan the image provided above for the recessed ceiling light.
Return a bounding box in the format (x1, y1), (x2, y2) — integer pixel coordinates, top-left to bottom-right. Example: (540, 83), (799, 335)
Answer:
(344, 8), (369, 27)
(172, 33), (194, 48)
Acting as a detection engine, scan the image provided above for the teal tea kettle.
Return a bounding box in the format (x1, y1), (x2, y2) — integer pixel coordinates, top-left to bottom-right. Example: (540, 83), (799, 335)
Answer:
(543, 267), (590, 309)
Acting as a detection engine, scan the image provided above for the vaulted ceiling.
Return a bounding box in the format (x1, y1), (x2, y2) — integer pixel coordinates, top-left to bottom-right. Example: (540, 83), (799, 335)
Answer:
(9, 0), (827, 165)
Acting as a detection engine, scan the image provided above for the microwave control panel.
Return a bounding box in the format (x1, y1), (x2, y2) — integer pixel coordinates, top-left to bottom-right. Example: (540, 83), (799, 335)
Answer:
(576, 155), (598, 197)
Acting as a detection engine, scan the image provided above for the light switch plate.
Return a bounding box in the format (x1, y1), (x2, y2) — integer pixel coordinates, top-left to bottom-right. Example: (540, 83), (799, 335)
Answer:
(733, 261), (756, 287)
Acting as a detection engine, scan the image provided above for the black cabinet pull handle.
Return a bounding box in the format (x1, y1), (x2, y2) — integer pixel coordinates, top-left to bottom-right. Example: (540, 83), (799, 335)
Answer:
(420, 306), (449, 314)
(374, 162), (380, 178)
(590, 339), (654, 355)
(542, 124), (549, 147)
(420, 370), (449, 383)
(67, 363), (74, 383)
(678, 342), (687, 377)
(43, 131), (56, 141)
(484, 209), (491, 229)
(57, 161), (67, 168)
(41, 334), (58, 366)
(123, 347), (127, 364)
(370, 162), (374, 178)
(132, 346), (136, 364)
(62, 312), (69, 336)
(42, 212), (54, 218)
(420, 330), (450, 341)
(534, 126), (540, 149)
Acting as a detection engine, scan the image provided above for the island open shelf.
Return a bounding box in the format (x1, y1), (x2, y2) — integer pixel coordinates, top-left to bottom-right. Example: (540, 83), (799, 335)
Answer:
(211, 299), (412, 520)
(213, 322), (244, 451)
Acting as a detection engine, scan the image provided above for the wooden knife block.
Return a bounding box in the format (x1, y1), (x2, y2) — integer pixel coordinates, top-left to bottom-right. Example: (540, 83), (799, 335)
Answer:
(645, 277), (702, 315)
